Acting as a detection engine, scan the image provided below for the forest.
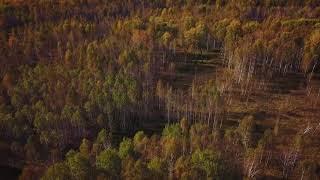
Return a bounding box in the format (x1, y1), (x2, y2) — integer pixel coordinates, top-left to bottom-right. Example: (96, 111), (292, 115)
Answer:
(0, 0), (320, 179)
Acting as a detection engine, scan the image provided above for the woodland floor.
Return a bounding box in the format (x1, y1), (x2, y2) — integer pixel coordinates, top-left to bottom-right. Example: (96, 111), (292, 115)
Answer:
(158, 49), (320, 179)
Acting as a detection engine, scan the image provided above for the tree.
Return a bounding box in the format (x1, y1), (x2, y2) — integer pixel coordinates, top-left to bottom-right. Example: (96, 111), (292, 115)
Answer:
(132, 159), (149, 180)
(121, 157), (136, 179)
(162, 124), (183, 158)
(79, 138), (91, 158)
(165, 87), (173, 123)
(215, 0), (226, 8)
(96, 148), (121, 177)
(71, 110), (86, 135)
(147, 157), (167, 179)
(237, 115), (256, 149)
(131, 29), (152, 48)
(243, 148), (262, 179)
(184, 21), (207, 51)
(162, 123), (183, 139)
(156, 80), (165, 109)
(180, 118), (190, 155)
(66, 151), (92, 180)
(64, 49), (73, 66)
(189, 123), (211, 151)
(118, 49), (138, 67)
(161, 32), (173, 48)
(122, 157), (149, 180)
(280, 148), (299, 179)
(212, 19), (230, 42)
(1, 71), (15, 90)
(299, 159), (319, 180)
(303, 30), (320, 73)
(174, 156), (193, 179)
(180, 118), (189, 135)
(191, 149), (222, 179)
(118, 137), (134, 159)
(225, 20), (242, 53)
(24, 136), (40, 162)
(133, 131), (148, 153)
(41, 162), (71, 180)
(95, 128), (109, 150)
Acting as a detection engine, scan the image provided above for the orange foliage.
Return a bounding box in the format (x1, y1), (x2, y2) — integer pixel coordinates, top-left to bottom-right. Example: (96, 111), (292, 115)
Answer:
(131, 30), (152, 47)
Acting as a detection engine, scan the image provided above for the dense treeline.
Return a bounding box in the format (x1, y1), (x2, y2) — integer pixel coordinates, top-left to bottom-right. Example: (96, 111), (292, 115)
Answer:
(40, 118), (318, 180)
(40, 120), (244, 180)
(0, 0), (320, 179)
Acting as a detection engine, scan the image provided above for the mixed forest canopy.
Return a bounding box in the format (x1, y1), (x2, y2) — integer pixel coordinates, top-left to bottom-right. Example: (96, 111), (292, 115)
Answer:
(0, 0), (320, 179)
